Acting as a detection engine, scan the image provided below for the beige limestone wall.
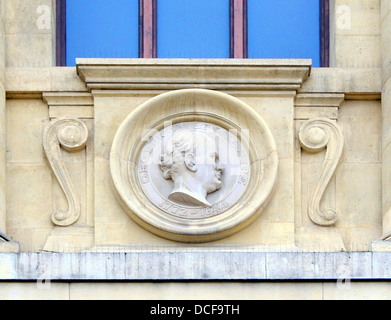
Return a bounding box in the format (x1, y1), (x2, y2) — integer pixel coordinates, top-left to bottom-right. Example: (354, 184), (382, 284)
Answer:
(335, 100), (382, 249)
(6, 99), (52, 251)
(4, 0), (55, 67)
(382, 0), (391, 239)
(1, 0), (55, 241)
(331, 0), (381, 68)
(0, 0), (6, 233)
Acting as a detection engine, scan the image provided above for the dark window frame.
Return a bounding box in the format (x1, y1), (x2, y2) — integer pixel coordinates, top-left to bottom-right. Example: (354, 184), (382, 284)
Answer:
(56, 0), (67, 66)
(56, 0), (330, 66)
(320, 0), (330, 67)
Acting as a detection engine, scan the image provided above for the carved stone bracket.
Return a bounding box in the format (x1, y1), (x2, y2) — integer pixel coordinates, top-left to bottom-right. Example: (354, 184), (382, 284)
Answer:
(42, 92), (94, 120)
(43, 118), (89, 227)
(294, 93), (345, 120)
(298, 117), (344, 226)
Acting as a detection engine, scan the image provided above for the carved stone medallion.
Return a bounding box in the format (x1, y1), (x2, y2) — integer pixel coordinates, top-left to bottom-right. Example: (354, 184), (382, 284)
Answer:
(137, 122), (250, 219)
(110, 89), (278, 242)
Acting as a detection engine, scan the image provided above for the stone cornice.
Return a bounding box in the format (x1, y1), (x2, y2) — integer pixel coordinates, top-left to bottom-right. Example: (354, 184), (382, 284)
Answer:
(4, 66), (382, 97)
(76, 58), (312, 91)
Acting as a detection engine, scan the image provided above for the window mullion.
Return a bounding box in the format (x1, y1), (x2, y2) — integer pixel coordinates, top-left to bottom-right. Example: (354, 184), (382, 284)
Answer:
(230, 0), (248, 59)
(139, 0), (157, 58)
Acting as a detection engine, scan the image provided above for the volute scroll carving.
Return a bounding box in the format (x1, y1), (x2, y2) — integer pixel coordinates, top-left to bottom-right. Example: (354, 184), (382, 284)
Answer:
(299, 117), (344, 227)
(43, 118), (89, 227)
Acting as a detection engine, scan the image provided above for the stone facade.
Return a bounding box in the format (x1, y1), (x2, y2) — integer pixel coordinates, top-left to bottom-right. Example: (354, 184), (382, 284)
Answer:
(1, 0), (391, 300)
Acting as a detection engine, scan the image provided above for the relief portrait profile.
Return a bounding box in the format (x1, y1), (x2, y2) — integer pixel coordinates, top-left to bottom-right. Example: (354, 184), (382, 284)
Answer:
(111, 89), (275, 241)
(159, 128), (224, 207)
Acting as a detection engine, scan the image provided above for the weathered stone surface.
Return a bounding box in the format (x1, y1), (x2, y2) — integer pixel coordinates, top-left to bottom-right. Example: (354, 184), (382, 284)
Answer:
(0, 251), (384, 281)
(300, 68), (381, 94)
(0, 2), (6, 240)
(332, 0), (381, 68)
(4, 0), (55, 68)
(381, 0), (391, 239)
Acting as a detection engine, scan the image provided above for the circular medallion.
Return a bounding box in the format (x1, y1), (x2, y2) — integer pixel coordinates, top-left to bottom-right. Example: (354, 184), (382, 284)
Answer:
(110, 89), (278, 242)
(137, 122), (250, 220)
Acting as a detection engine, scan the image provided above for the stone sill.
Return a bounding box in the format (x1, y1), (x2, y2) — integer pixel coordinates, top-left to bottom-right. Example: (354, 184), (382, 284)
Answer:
(1, 247), (391, 281)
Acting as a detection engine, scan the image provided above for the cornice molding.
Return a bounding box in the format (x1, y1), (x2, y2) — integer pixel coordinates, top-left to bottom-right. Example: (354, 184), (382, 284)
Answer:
(295, 93), (345, 120)
(43, 92), (94, 119)
(76, 58), (312, 91)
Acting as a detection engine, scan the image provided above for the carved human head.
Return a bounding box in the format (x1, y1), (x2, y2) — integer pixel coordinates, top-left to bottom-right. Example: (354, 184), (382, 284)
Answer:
(160, 127), (224, 205)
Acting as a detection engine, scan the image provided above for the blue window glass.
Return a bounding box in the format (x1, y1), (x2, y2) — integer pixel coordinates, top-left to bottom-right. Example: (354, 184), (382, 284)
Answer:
(66, 0), (139, 66)
(248, 0), (320, 67)
(157, 0), (230, 58)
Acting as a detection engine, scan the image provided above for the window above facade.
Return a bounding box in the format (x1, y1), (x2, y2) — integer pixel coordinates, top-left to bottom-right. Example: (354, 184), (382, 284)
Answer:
(66, 0), (139, 66)
(157, 0), (230, 58)
(248, 0), (321, 67)
(57, 0), (329, 67)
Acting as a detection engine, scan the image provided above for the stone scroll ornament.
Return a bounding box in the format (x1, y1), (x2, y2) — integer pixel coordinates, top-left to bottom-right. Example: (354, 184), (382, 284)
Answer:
(299, 117), (344, 226)
(43, 118), (88, 227)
